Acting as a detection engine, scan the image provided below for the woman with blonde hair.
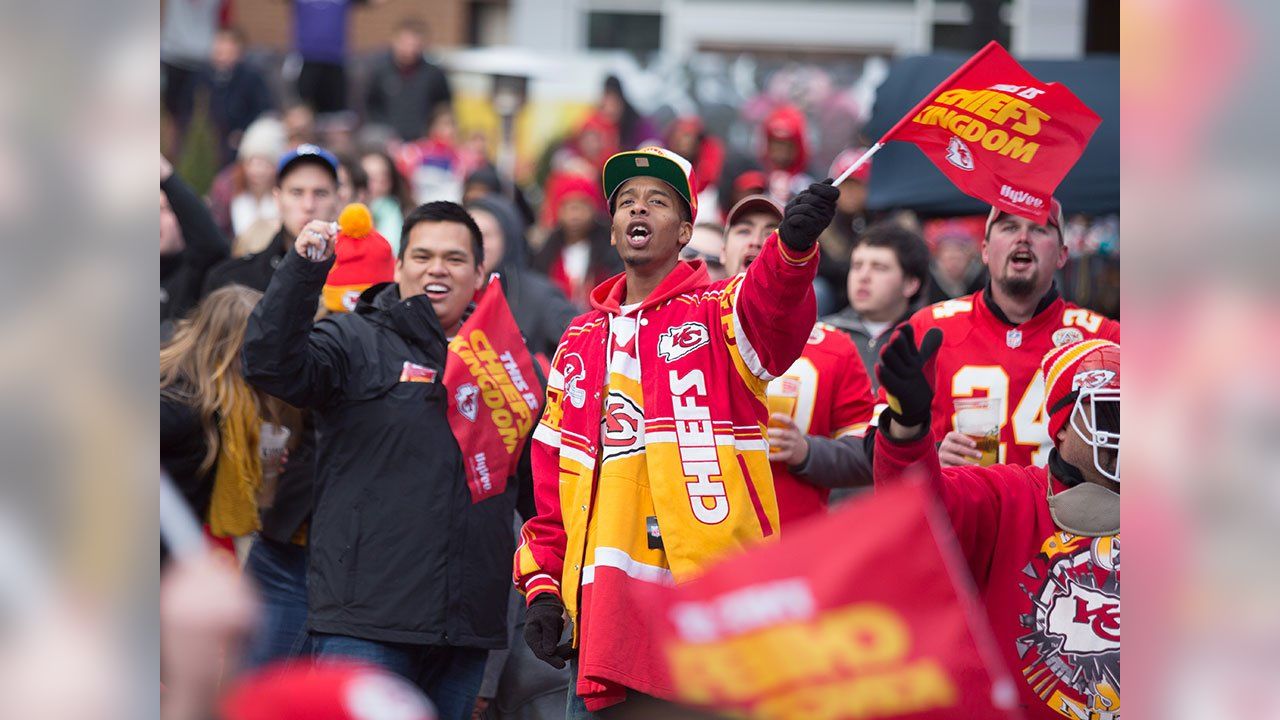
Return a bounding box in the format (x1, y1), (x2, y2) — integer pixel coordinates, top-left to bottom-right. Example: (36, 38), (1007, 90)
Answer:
(161, 285), (269, 541)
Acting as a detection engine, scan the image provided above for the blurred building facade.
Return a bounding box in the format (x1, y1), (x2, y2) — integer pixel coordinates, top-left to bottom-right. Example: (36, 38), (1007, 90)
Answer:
(500, 0), (1117, 60)
(232, 0), (1116, 60)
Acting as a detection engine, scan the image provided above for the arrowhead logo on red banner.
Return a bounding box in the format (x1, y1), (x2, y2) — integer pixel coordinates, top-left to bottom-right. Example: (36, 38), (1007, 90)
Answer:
(628, 481), (1020, 719)
(444, 279), (543, 504)
(881, 41), (1101, 224)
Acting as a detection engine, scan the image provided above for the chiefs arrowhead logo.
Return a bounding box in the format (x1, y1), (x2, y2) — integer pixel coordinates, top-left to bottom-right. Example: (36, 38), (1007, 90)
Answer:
(455, 383), (480, 422)
(945, 136), (975, 171)
(658, 322), (710, 363)
(601, 391), (645, 462)
(1072, 369), (1117, 391)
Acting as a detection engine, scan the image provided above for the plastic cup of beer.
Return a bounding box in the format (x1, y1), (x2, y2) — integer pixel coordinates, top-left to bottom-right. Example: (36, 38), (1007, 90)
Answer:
(258, 423), (291, 508)
(954, 397), (1000, 466)
(766, 377), (801, 430)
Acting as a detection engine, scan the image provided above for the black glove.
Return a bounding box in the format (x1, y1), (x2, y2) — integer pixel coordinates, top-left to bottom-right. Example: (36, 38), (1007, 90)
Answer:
(876, 325), (943, 429)
(778, 179), (840, 253)
(523, 593), (574, 669)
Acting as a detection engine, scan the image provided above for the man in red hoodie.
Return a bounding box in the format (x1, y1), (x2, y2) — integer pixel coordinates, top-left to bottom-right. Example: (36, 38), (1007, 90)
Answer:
(515, 147), (838, 716)
(874, 329), (1120, 720)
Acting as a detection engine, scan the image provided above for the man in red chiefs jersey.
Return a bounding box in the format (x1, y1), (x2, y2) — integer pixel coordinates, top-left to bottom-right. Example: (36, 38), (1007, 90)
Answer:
(720, 194), (877, 526)
(875, 331), (1121, 720)
(884, 199), (1120, 467)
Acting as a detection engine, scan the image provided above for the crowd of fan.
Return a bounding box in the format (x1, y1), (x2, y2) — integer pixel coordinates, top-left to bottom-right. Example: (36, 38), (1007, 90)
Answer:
(160, 8), (1119, 719)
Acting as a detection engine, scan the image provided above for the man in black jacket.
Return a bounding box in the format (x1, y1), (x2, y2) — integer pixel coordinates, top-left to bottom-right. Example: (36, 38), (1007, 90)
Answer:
(242, 201), (525, 720)
(363, 18), (453, 142)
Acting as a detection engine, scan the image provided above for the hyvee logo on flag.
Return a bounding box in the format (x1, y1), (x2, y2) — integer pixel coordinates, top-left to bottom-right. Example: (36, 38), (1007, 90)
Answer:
(629, 481), (1019, 719)
(882, 41), (1101, 224)
(444, 279), (543, 503)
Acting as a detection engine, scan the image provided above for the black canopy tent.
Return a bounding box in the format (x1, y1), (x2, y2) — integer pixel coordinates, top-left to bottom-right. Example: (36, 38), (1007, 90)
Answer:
(863, 52), (1119, 218)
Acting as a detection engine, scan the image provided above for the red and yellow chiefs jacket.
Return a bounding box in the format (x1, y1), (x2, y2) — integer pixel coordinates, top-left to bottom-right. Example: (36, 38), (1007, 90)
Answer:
(514, 233), (818, 709)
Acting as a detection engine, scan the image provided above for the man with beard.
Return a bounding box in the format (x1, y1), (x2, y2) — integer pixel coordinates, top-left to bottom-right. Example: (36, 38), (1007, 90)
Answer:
(880, 199), (1119, 467)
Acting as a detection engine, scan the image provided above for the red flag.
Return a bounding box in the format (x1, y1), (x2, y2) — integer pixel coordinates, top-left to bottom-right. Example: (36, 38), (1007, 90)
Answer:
(881, 41), (1101, 224)
(631, 481), (1021, 719)
(444, 280), (543, 504)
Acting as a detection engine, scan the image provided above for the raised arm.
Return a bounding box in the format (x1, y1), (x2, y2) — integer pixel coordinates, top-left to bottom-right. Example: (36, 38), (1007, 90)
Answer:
(731, 181), (838, 378)
(161, 157), (229, 270)
(872, 324), (1004, 582)
(241, 222), (347, 409)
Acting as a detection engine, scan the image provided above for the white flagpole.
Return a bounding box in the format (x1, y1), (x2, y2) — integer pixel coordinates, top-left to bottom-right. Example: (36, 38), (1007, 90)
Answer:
(832, 142), (885, 186)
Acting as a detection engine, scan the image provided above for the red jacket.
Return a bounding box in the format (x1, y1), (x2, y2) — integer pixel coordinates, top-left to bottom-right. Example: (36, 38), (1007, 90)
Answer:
(875, 432), (1120, 720)
(515, 233), (819, 709)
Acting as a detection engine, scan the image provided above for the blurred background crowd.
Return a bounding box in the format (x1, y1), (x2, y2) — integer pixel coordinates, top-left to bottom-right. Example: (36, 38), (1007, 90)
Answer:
(159, 1), (1119, 718)
(162, 0), (1119, 333)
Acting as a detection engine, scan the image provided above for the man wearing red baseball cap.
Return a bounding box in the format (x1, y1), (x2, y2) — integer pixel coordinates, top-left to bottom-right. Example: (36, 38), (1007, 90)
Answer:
(515, 147), (838, 714)
(874, 334), (1120, 720)
(877, 198), (1120, 469)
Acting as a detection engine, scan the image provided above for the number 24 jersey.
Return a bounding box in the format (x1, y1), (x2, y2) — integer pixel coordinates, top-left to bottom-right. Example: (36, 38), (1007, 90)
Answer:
(893, 289), (1120, 467)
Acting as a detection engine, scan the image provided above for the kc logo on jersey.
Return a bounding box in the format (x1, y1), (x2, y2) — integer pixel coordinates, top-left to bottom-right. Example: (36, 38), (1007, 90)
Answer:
(658, 322), (710, 363)
(601, 390), (645, 462)
(1047, 584), (1121, 652)
(1017, 533), (1120, 719)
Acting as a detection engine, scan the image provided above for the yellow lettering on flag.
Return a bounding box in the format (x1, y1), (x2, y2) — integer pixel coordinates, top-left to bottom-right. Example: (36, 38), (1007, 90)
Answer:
(667, 603), (960, 716)
(450, 329), (537, 455)
(910, 88), (1051, 164)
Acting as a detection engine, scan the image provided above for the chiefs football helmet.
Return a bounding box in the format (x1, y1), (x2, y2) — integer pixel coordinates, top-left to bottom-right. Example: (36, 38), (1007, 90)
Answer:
(1043, 340), (1120, 482)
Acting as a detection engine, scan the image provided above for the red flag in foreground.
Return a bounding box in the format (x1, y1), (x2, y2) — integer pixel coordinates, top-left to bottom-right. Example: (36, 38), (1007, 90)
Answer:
(881, 41), (1100, 225)
(444, 279), (542, 503)
(634, 481), (1021, 719)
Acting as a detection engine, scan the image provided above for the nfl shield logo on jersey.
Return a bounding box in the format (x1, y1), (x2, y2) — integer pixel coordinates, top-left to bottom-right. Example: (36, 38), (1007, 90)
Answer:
(1006, 329), (1023, 349)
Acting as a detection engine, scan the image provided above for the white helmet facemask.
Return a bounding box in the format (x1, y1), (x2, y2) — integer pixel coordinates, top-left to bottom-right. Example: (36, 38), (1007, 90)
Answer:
(1069, 387), (1120, 483)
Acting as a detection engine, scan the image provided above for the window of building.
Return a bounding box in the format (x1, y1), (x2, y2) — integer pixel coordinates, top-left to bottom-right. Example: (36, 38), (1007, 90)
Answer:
(586, 11), (662, 56)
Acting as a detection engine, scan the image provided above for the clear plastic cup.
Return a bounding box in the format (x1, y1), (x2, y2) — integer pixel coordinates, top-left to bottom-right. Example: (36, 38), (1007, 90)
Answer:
(258, 423), (291, 508)
(954, 397), (1001, 466)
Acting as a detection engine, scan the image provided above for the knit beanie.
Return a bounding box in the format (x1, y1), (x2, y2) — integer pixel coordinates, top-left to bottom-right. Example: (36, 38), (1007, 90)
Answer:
(323, 203), (395, 313)
(1041, 339), (1120, 442)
